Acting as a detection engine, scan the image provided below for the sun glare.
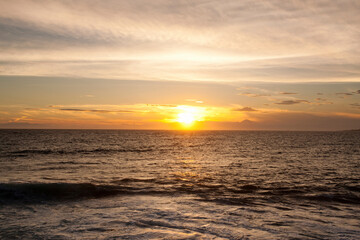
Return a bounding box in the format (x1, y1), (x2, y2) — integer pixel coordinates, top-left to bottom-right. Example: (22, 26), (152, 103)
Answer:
(177, 112), (196, 125)
(175, 106), (205, 128)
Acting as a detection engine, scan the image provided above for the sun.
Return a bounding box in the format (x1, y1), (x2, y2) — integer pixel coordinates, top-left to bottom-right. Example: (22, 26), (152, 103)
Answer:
(177, 112), (196, 125)
(175, 105), (204, 128)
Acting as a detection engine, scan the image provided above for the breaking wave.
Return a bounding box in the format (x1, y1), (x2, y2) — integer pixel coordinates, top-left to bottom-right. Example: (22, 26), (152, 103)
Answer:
(10, 147), (153, 156)
(1, 181), (359, 206)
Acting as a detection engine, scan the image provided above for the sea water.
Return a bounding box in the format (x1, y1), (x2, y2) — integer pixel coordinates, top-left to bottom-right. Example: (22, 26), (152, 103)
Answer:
(0, 130), (359, 239)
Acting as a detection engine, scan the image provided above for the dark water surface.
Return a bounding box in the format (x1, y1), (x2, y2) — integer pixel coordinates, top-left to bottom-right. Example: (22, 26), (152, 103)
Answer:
(0, 130), (359, 239)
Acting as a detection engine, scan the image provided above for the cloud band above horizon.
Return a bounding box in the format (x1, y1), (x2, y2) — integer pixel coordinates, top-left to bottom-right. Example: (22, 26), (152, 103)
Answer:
(0, 0), (359, 82)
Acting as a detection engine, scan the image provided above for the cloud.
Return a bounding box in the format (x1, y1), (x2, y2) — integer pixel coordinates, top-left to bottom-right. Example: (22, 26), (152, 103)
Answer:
(336, 92), (353, 96)
(275, 100), (309, 105)
(236, 87), (273, 98)
(350, 103), (360, 109)
(232, 107), (258, 112)
(58, 108), (134, 113)
(0, 122), (50, 129)
(279, 92), (297, 95)
(238, 92), (270, 97)
(148, 104), (177, 108)
(313, 98), (333, 105)
(185, 99), (203, 104)
(0, 1), (359, 82)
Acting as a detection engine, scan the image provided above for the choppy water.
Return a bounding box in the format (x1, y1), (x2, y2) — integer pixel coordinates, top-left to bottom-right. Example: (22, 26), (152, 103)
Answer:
(0, 129), (359, 239)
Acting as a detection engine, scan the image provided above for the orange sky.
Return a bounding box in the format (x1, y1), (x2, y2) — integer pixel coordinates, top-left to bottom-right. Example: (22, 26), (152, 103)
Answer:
(0, 1), (359, 130)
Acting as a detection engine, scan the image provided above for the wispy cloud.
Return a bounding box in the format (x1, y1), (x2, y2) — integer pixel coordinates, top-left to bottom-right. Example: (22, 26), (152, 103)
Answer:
(275, 100), (309, 105)
(185, 99), (203, 104)
(238, 92), (271, 98)
(59, 108), (134, 113)
(313, 98), (333, 105)
(336, 92), (353, 96)
(232, 107), (258, 112)
(0, 0), (359, 82)
(350, 103), (360, 109)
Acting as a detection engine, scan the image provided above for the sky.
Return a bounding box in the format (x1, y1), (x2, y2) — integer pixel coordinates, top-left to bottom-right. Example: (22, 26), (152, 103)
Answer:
(0, 0), (360, 130)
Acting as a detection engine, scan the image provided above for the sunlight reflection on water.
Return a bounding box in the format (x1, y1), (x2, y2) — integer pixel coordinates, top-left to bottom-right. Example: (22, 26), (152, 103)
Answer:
(0, 130), (359, 239)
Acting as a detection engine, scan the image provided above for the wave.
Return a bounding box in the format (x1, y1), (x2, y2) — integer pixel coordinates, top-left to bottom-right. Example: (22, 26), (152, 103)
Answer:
(0, 181), (226, 203)
(10, 147), (153, 155)
(0, 182), (166, 204)
(1, 182), (359, 206)
(298, 193), (360, 205)
(111, 178), (158, 183)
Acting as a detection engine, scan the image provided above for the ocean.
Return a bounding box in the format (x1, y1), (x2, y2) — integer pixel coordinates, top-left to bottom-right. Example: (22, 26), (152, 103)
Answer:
(0, 129), (359, 239)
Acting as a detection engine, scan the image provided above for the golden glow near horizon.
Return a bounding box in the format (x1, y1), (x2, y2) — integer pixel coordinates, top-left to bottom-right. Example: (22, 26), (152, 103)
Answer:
(161, 105), (209, 129)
